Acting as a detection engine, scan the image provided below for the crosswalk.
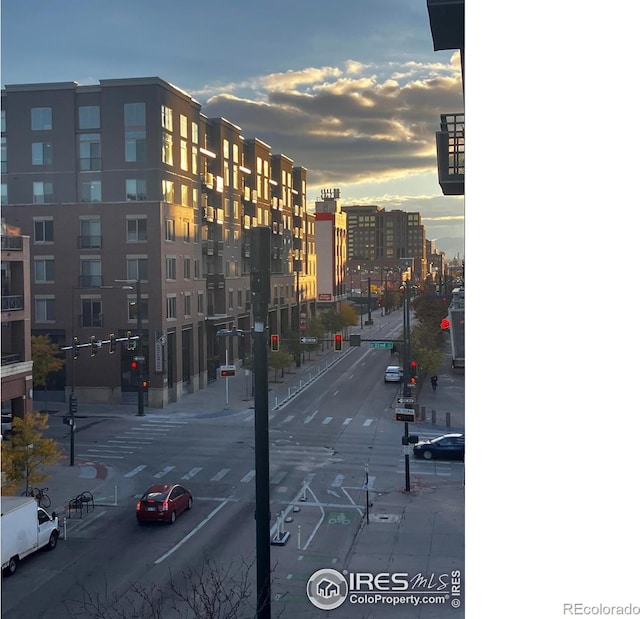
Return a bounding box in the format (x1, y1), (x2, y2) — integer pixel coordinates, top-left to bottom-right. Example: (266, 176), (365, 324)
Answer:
(243, 411), (378, 428)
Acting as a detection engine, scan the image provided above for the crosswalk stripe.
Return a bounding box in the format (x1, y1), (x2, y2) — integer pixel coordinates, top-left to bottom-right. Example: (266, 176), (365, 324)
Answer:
(181, 467), (203, 480)
(331, 474), (344, 488)
(363, 419), (373, 426)
(343, 418), (352, 425)
(270, 470), (288, 485)
(210, 468), (230, 481)
(154, 465), (176, 479)
(322, 417), (333, 425)
(124, 465), (147, 477)
(240, 470), (256, 483)
(282, 415), (295, 423)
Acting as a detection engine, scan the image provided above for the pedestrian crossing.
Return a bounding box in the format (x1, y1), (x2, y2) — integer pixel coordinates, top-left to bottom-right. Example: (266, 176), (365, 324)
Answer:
(242, 411), (379, 428)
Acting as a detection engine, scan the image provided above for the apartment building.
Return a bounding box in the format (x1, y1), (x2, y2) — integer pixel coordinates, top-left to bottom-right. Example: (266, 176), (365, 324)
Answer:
(1, 225), (33, 419)
(1, 77), (316, 407)
(343, 204), (427, 282)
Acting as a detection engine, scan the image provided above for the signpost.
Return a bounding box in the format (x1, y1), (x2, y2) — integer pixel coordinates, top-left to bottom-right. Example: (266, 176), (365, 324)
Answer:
(369, 341), (394, 349)
(397, 397), (415, 404)
(299, 337), (318, 344)
(394, 408), (415, 422)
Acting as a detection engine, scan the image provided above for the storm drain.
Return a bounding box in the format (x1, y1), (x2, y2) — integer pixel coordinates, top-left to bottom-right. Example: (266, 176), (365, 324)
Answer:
(369, 513), (401, 523)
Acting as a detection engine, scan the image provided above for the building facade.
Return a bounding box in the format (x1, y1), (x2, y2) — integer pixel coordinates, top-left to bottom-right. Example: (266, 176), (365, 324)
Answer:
(1, 225), (33, 419)
(1, 77), (316, 407)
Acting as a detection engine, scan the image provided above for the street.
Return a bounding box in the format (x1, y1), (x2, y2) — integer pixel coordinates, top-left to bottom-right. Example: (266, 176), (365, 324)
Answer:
(2, 313), (464, 618)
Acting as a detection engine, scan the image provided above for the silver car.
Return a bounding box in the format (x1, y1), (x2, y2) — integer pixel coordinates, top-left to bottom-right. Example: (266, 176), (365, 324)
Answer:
(384, 365), (403, 383)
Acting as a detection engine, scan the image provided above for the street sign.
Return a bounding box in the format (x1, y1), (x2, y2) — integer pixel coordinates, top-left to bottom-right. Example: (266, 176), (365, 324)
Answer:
(397, 397), (415, 404)
(369, 341), (394, 349)
(220, 365), (236, 377)
(394, 408), (415, 422)
(300, 337), (318, 344)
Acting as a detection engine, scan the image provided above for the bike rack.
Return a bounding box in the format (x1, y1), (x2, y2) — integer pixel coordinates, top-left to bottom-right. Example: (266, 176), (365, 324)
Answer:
(67, 491), (95, 519)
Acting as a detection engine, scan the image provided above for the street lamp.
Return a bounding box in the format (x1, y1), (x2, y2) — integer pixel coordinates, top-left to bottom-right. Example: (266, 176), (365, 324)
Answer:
(115, 279), (145, 416)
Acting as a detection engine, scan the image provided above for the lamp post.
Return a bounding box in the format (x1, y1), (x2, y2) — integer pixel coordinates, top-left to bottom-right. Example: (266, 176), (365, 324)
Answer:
(115, 279), (145, 416)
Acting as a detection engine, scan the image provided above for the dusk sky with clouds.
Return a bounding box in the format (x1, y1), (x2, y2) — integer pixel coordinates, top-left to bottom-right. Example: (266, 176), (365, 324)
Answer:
(1, 0), (464, 258)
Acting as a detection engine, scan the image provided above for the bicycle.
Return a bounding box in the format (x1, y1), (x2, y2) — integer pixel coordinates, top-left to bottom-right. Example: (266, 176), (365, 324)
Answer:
(22, 486), (51, 509)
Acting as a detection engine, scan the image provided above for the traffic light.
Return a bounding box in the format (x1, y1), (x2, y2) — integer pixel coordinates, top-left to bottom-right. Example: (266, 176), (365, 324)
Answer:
(130, 360), (138, 372)
(270, 334), (280, 352)
(109, 333), (116, 354)
(73, 336), (79, 360)
(220, 366), (236, 377)
(440, 318), (451, 330)
(334, 333), (343, 352)
(90, 335), (98, 357)
(409, 360), (417, 384)
(141, 379), (149, 389)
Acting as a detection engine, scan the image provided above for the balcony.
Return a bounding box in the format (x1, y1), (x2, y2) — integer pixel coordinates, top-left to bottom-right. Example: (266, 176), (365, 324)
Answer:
(1, 236), (24, 251)
(1, 295), (24, 311)
(435, 113), (464, 196)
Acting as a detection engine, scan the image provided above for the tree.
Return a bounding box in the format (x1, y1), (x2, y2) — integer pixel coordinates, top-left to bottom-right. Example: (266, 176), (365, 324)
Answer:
(268, 349), (292, 382)
(1, 411), (62, 495)
(339, 303), (358, 328)
(31, 335), (65, 414)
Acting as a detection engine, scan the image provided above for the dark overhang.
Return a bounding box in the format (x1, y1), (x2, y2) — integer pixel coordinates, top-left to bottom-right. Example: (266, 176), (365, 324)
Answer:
(426, 0), (464, 51)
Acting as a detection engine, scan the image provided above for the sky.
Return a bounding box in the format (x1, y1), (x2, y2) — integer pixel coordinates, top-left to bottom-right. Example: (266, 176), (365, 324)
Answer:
(1, 0), (464, 259)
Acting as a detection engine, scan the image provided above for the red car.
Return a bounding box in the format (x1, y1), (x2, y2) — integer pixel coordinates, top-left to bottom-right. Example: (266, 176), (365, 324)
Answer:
(136, 483), (193, 524)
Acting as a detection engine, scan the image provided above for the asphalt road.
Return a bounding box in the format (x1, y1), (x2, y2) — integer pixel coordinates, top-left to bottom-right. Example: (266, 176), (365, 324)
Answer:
(2, 314), (464, 618)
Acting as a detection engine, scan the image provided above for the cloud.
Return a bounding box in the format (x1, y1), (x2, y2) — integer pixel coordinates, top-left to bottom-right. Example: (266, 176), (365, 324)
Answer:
(201, 58), (464, 251)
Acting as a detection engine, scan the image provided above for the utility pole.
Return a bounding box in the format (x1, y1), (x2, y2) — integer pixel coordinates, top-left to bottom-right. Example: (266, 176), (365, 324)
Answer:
(251, 227), (271, 619)
(402, 279), (412, 492)
(136, 279), (145, 416)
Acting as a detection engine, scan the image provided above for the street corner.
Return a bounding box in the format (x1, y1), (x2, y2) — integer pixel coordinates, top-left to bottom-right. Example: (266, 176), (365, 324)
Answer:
(76, 460), (109, 480)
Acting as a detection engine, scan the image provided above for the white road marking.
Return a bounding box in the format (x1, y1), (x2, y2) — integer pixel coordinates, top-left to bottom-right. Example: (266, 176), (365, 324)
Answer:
(304, 410), (318, 424)
(155, 500), (230, 565)
(282, 415), (295, 423)
(240, 470), (256, 483)
(343, 418), (352, 425)
(154, 466), (176, 479)
(181, 467), (203, 480)
(322, 417), (333, 425)
(124, 464), (147, 477)
(363, 419), (373, 426)
(210, 468), (230, 482)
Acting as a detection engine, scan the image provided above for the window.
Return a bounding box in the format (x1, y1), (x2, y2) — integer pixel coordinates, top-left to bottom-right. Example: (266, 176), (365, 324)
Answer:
(166, 295), (177, 320)
(161, 105), (173, 131)
(181, 184), (189, 206)
(124, 103), (145, 126)
(228, 290), (233, 310)
(180, 114), (188, 138)
(127, 256), (148, 281)
(126, 179), (147, 201)
(79, 106), (100, 129)
(165, 219), (175, 241)
(125, 130), (146, 162)
(197, 291), (204, 314)
(180, 139), (188, 171)
(192, 186), (198, 207)
(237, 289), (242, 307)
(183, 221), (190, 242)
(184, 293), (191, 316)
(191, 146), (198, 175)
(32, 142), (53, 165)
(128, 297), (148, 322)
(1, 109), (5, 133)
(81, 180), (101, 202)
(80, 298), (102, 327)
(183, 257), (191, 279)
(31, 107), (52, 130)
(127, 217), (147, 242)
(165, 256), (176, 280)
(162, 133), (173, 165)
(194, 258), (200, 279)
(162, 180), (174, 203)
(34, 219), (54, 242)
(34, 258), (54, 283)
(33, 182), (54, 204)
(34, 297), (54, 322)
(79, 134), (101, 170)
(1, 183), (6, 205)
(1, 137), (6, 174)
(79, 219), (101, 248)
(191, 121), (198, 144)
(80, 259), (102, 288)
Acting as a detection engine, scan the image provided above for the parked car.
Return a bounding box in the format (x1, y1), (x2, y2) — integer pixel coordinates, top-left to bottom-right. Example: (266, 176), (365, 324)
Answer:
(136, 483), (193, 524)
(1, 413), (13, 440)
(384, 365), (403, 383)
(413, 433), (465, 460)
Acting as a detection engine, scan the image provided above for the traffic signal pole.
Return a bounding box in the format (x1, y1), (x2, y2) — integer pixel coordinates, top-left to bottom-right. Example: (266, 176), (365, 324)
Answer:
(402, 279), (412, 492)
(136, 279), (145, 416)
(251, 227), (272, 619)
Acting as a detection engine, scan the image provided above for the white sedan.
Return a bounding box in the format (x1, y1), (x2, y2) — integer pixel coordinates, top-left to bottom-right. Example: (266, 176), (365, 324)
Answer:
(384, 366), (403, 383)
